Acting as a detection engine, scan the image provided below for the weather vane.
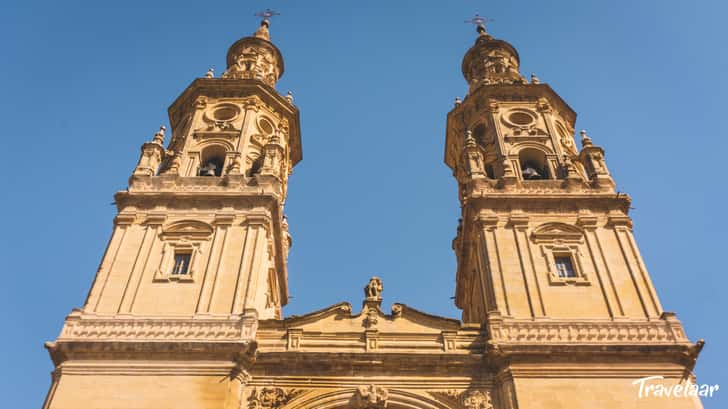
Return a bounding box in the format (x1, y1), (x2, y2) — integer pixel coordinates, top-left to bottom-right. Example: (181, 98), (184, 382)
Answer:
(255, 8), (280, 22)
(464, 13), (494, 34)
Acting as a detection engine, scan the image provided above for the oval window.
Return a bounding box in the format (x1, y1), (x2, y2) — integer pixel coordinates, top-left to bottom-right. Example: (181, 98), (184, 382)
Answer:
(258, 117), (275, 135)
(213, 106), (239, 121)
(508, 111), (534, 126)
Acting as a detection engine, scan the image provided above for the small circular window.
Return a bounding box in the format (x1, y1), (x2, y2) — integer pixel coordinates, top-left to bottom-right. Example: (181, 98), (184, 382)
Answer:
(212, 105), (239, 121)
(508, 111), (535, 126)
(257, 117), (275, 135)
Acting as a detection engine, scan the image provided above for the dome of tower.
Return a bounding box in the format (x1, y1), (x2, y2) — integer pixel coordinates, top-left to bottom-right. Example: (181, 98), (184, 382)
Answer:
(222, 19), (285, 87)
(461, 26), (526, 92)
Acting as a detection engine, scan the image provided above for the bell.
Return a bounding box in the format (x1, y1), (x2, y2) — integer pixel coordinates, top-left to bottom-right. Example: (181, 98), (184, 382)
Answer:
(199, 163), (217, 176)
(522, 167), (541, 179)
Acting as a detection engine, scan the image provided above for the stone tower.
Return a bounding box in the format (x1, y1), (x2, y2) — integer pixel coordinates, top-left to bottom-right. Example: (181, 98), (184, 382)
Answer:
(42, 17), (707, 409)
(43, 17), (300, 409)
(445, 22), (704, 407)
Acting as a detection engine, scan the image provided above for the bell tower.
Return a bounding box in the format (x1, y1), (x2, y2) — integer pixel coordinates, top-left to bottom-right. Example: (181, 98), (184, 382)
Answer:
(44, 15), (301, 409)
(446, 20), (704, 408)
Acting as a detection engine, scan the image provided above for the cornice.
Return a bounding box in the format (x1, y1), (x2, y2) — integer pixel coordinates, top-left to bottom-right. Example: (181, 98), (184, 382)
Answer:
(45, 339), (257, 368)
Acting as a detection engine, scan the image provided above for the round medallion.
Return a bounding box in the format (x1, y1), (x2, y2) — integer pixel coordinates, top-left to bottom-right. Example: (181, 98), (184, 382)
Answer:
(257, 116), (275, 135)
(507, 111), (535, 127)
(211, 104), (240, 122)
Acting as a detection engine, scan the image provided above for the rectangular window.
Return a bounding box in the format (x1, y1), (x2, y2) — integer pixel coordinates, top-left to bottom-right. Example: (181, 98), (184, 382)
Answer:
(171, 253), (191, 275)
(554, 255), (576, 278)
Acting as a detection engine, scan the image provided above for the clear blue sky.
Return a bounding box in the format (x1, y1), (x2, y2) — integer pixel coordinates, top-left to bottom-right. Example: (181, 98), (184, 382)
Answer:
(2, 1), (726, 408)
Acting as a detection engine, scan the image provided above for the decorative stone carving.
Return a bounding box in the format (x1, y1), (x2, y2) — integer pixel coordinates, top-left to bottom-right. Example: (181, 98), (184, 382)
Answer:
(429, 390), (494, 409)
(248, 387), (303, 409)
(463, 130), (485, 177)
(228, 155), (243, 175)
(58, 316), (257, 341)
(364, 277), (383, 301)
(205, 67), (214, 78)
(163, 150), (181, 175)
(462, 32), (526, 91)
(488, 319), (688, 343)
(133, 126), (166, 176)
(363, 308), (379, 328)
(223, 41), (281, 87)
(463, 390), (494, 409)
(195, 96), (208, 110)
(354, 385), (389, 409)
(578, 130), (614, 188)
(531, 222), (584, 243)
(152, 125), (166, 145)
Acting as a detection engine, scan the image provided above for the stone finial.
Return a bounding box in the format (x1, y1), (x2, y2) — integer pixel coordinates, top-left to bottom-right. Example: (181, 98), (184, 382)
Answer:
(286, 91), (294, 104)
(580, 130), (593, 147)
(530, 73), (540, 84)
(205, 67), (214, 78)
(354, 385), (389, 409)
(364, 277), (383, 302)
(254, 20), (271, 41)
(152, 126), (166, 145)
(454, 97), (462, 107)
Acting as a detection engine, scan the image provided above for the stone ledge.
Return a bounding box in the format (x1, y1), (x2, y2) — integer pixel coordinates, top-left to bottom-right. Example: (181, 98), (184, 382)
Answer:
(488, 318), (688, 344)
(57, 313), (258, 342)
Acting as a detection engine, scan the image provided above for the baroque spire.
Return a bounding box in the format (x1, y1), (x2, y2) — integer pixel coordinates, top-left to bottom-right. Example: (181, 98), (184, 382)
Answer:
(221, 10), (284, 87)
(461, 15), (526, 92)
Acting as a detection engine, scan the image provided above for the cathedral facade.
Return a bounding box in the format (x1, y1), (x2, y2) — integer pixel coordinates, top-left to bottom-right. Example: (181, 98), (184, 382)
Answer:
(42, 18), (705, 409)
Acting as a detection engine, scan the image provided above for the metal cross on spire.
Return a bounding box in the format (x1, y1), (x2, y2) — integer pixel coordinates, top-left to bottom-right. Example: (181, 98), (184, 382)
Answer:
(255, 8), (280, 23)
(464, 13), (494, 35)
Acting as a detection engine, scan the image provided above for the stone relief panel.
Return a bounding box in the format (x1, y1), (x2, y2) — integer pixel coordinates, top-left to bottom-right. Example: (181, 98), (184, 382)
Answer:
(429, 389), (495, 409)
(353, 385), (389, 409)
(223, 45), (281, 87)
(248, 387), (305, 409)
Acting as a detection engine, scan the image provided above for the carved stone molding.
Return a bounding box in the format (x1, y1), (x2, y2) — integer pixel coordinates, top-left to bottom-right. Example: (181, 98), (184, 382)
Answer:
(247, 387), (304, 409)
(488, 319), (688, 344)
(58, 316), (257, 341)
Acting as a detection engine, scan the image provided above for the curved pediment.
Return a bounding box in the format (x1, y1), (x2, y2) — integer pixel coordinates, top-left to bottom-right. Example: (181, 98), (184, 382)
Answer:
(259, 301), (461, 334)
(160, 220), (214, 240)
(531, 222), (584, 242)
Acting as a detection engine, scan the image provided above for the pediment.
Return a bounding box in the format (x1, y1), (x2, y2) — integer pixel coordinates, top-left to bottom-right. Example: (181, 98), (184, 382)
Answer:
(160, 220), (214, 240)
(260, 302), (461, 335)
(531, 222), (583, 242)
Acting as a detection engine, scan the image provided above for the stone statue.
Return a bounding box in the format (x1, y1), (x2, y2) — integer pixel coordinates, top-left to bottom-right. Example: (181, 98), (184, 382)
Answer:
(364, 277), (383, 301)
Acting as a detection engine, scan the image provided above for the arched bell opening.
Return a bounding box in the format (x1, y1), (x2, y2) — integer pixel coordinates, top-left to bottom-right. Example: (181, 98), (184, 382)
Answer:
(518, 148), (550, 180)
(198, 145), (227, 176)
